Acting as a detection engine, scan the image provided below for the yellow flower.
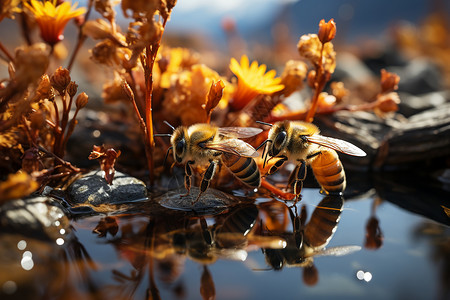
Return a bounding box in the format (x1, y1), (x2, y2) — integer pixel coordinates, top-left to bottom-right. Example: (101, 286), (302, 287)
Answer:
(25, 0), (86, 45)
(229, 55), (284, 111)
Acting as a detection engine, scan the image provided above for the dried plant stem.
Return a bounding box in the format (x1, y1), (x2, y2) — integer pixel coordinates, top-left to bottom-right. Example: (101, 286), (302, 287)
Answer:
(305, 43), (326, 123)
(67, 0), (93, 72)
(141, 19), (168, 185)
(0, 41), (14, 63)
(61, 107), (80, 152)
(144, 45), (156, 185)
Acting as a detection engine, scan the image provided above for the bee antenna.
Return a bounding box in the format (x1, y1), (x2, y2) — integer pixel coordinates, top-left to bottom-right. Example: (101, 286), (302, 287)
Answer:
(256, 120), (273, 127)
(255, 139), (269, 151)
(163, 146), (173, 166)
(163, 120), (176, 131)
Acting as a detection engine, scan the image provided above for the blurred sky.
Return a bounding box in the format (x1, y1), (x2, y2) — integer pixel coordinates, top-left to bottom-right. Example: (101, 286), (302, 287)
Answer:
(165, 0), (441, 44)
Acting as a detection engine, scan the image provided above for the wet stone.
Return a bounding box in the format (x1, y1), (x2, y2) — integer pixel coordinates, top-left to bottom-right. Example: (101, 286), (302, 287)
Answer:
(156, 187), (241, 215)
(0, 196), (70, 241)
(67, 170), (148, 205)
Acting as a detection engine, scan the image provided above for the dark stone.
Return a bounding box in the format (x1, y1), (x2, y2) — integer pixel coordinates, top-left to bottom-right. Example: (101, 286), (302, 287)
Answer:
(0, 196), (70, 241)
(156, 187), (242, 215)
(66, 170), (148, 205)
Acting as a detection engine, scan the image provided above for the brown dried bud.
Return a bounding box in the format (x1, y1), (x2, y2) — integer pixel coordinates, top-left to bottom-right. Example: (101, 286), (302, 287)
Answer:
(318, 19), (336, 44)
(93, 0), (117, 21)
(29, 111), (46, 130)
(298, 34), (336, 73)
(75, 92), (89, 109)
(307, 70), (316, 88)
(67, 81), (78, 98)
(330, 81), (349, 103)
(83, 19), (113, 40)
(204, 80), (225, 113)
(167, 0), (177, 12)
(280, 60), (308, 97)
(90, 40), (116, 66)
(50, 67), (71, 94)
(32, 74), (53, 102)
(380, 69), (400, 93)
(374, 92), (400, 118)
(14, 43), (50, 89)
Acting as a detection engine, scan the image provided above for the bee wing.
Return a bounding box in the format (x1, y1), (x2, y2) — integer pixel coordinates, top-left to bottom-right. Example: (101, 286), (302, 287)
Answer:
(312, 245), (362, 257)
(307, 135), (366, 157)
(205, 139), (259, 157)
(218, 127), (263, 139)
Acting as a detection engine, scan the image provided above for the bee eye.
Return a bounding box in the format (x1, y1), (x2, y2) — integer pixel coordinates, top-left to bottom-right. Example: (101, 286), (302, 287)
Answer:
(175, 139), (185, 156)
(274, 131), (286, 149)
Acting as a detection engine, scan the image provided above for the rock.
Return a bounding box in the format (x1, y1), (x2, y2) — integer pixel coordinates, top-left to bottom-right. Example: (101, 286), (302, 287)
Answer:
(388, 58), (443, 95)
(0, 196), (70, 241)
(156, 187), (242, 215)
(316, 101), (450, 170)
(67, 170), (148, 205)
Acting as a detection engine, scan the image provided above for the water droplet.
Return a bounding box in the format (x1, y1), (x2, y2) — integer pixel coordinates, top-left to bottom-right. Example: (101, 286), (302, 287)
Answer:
(23, 251), (32, 258)
(59, 228), (66, 235)
(21, 256), (34, 271)
(2, 281), (17, 294)
(56, 238), (65, 246)
(93, 130), (101, 138)
(17, 240), (27, 250)
(356, 270), (364, 280)
(363, 271), (372, 282)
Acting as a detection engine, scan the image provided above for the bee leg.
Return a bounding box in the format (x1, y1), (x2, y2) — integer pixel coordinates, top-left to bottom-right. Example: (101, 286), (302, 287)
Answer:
(292, 159), (307, 201)
(268, 155), (288, 175)
(193, 160), (217, 204)
(182, 160), (195, 197)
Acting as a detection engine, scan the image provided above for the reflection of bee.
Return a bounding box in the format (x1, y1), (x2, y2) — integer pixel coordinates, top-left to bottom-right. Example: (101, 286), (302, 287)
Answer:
(166, 123), (262, 202)
(261, 121), (366, 196)
(262, 196), (361, 285)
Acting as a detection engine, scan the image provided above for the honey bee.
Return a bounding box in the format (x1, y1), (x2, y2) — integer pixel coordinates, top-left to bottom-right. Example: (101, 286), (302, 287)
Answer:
(259, 120), (366, 196)
(162, 123), (262, 202)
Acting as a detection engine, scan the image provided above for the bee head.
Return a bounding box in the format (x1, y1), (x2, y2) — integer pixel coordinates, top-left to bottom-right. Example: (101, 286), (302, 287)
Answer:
(171, 127), (188, 163)
(268, 121), (290, 157)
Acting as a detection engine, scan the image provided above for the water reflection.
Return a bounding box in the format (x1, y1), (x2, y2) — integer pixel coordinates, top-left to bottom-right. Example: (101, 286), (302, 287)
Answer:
(1, 183), (448, 299)
(260, 196), (360, 286)
(69, 193), (359, 298)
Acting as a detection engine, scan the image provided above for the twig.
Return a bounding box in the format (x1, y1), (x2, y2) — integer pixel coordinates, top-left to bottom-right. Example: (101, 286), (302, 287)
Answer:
(0, 41), (14, 63)
(67, 0), (93, 72)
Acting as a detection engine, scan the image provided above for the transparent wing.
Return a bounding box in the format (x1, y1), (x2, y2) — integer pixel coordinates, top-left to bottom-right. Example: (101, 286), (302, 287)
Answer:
(307, 135), (366, 157)
(218, 127), (263, 139)
(205, 139), (259, 157)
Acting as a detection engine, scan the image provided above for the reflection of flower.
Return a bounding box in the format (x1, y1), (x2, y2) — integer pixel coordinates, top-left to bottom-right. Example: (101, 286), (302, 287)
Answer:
(25, 0), (86, 45)
(229, 55), (284, 111)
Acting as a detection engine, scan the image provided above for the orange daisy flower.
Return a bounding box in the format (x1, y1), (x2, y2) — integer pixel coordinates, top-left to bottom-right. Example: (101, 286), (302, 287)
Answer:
(229, 55), (284, 111)
(25, 0), (86, 45)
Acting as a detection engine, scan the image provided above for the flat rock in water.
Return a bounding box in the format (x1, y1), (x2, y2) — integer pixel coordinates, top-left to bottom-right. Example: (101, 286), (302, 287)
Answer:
(156, 187), (241, 215)
(67, 170), (148, 205)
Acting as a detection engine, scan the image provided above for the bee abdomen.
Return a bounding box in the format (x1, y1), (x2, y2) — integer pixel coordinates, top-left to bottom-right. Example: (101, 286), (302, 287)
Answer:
(304, 196), (343, 247)
(310, 149), (346, 194)
(224, 155), (261, 188)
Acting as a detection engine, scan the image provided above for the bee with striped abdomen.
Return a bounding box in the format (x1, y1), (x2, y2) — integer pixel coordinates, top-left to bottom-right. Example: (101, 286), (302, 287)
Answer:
(260, 120), (366, 197)
(161, 123), (262, 203)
